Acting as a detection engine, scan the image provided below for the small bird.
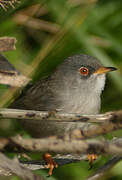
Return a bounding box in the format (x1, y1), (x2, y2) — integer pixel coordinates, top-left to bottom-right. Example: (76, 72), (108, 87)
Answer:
(11, 54), (117, 175)
(11, 54), (117, 137)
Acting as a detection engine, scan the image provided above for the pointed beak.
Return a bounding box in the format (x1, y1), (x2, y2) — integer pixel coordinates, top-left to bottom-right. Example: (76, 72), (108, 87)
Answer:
(94, 66), (117, 75)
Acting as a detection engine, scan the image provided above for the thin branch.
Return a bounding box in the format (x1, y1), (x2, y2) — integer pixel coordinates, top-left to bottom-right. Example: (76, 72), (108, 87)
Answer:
(0, 72), (30, 87)
(85, 156), (122, 180)
(13, 14), (60, 33)
(15, 3), (48, 17)
(0, 150), (121, 179)
(10, 136), (122, 155)
(0, 152), (45, 180)
(0, 38), (30, 86)
(0, 37), (16, 52)
(0, 54), (30, 87)
(0, 135), (122, 155)
(0, 0), (20, 10)
(0, 108), (120, 123)
(0, 108), (114, 122)
(19, 154), (87, 170)
(0, 136), (122, 174)
(0, 108), (122, 138)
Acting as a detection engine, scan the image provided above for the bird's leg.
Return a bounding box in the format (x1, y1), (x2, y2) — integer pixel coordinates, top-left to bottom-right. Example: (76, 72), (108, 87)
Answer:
(80, 132), (97, 169)
(87, 154), (97, 169)
(43, 153), (58, 176)
(43, 110), (59, 176)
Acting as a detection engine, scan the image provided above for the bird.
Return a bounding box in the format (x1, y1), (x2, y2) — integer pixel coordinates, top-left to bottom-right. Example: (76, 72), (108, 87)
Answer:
(11, 54), (117, 137)
(10, 54), (117, 175)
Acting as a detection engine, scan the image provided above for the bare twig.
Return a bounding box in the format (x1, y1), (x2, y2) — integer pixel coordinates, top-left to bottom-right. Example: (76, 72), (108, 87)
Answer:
(0, 72), (30, 87)
(0, 108), (120, 123)
(86, 156), (122, 180)
(0, 37), (16, 52)
(0, 0), (20, 10)
(13, 14), (60, 33)
(0, 136), (122, 175)
(16, 3), (48, 17)
(10, 136), (122, 155)
(0, 152), (45, 180)
(0, 152), (121, 179)
(19, 154), (87, 170)
(0, 108), (122, 138)
(0, 54), (30, 87)
(19, 154), (122, 180)
(0, 109), (121, 178)
(0, 135), (122, 155)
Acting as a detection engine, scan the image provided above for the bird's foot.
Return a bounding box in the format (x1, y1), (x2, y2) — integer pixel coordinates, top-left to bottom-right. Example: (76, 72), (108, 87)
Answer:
(43, 153), (58, 176)
(87, 154), (97, 169)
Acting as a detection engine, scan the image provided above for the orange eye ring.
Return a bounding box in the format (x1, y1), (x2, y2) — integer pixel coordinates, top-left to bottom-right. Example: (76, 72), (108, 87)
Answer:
(80, 67), (89, 75)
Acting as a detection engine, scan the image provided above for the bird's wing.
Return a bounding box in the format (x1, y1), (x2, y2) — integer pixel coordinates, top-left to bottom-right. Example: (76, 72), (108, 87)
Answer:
(10, 77), (60, 111)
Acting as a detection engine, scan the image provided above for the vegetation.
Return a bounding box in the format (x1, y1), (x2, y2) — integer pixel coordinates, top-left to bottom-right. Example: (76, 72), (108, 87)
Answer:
(0, 0), (122, 179)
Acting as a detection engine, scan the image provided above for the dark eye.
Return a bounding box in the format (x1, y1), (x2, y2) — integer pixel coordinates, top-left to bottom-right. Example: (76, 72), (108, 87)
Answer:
(80, 67), (89, 76)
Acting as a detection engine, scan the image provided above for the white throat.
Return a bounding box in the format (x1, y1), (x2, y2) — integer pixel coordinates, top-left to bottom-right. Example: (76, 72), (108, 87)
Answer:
(57, 74), (106, 114)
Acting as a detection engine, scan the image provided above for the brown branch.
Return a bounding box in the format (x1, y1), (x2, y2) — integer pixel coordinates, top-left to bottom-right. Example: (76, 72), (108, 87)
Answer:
(10, 136), (122, 155)
(0, 72), (30, 87)
(0, 108), (121, 174)
(86, 156), (122, 180)
(0, 37), (30, 87)
(0, 136), (122, 175)
(0, 135), (122, 155)
(13, 14), (60, 33)
(0, 108), (122, 138)
(0, 55), (30, 87)
(0, 152), (45, 180)
(0, 37), (16, 52)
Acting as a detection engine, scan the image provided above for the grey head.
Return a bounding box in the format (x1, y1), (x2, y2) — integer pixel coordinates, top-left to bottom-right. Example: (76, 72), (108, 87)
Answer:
(12, 54), (117, 115)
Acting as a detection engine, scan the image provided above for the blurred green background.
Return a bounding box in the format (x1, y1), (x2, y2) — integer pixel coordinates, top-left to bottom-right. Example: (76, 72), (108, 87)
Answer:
(0, 0), (122, 179)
